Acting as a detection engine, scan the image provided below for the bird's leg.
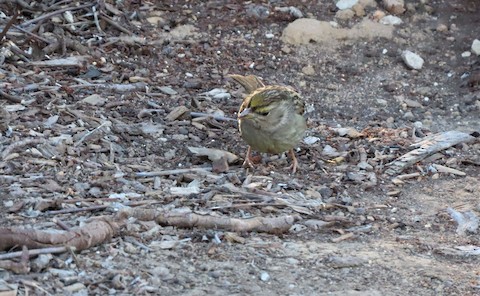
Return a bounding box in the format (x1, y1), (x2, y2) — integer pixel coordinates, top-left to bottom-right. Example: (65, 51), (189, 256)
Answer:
(287, 149), (299, 174)
(242, 146), (255, 169)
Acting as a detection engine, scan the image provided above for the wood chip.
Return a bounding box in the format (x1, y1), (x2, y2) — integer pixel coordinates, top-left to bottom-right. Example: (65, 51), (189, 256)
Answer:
(432, 164), (466, 176)
(165, 106), (189, 121)
(331, 232), (355, 243)
(385, 131), (476, 175)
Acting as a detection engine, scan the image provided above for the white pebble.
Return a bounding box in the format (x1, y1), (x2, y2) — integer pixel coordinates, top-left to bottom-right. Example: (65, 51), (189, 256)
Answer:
(471, 39), (480, 55)
(401, 50), (424, 70)
(329, 21), (339, 28)
(380, 15), (403, 25)
(303, 136), (320, 145)
(336, 0), (358, 10)
(265, 33), (274, 39)
(461, 51), (471, 58)
(259, 271), (270, 282)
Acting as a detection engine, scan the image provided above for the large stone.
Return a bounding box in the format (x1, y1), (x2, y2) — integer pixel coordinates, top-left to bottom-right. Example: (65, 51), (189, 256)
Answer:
(281, 18), (394, 45)
(471, 39), (480, 55)
(402, 50), (424, 70)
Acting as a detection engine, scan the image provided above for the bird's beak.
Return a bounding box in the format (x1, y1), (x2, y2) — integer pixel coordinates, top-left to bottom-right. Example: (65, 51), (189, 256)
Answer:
(238, 107), (251, 118)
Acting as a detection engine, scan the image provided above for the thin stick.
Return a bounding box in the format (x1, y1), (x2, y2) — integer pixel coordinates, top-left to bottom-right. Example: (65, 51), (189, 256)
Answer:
(0, 89), (23, 103)
(190, 112), (237, 122)
(135, 167), (213, 177)
(74, 121), (109, 147)
(99, 12), (132, 35)
(92, 5), (103, 33)
(19, 3), (93, 28)
(0, 5), (19, 41)
(0, 246), (71, 260)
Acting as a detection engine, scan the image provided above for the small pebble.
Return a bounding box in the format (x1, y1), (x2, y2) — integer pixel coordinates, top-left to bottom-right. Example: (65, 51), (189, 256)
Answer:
(352, 4), (365, 16)
(159, 86), (178, 95)
(246, 4), (269, 19)
(304, 136), (320, 145)
(401, 50), (424, 70)
(302, 65), (315, 75)
(336, 9), (355, 20)
(373, 10), (386, 21)
(471, 39), (480, 55)
(336, 0), (359, 10)
(376, 99), (388, 106)
(383, 0), (405, 15)
(403, 111), (415, 121)
(260, 271), (270, 282)
(461, 51), (471, 58)
(413, 121), (423, 128)
(380, 15), (403, 25)
(436, 24), (448, 32)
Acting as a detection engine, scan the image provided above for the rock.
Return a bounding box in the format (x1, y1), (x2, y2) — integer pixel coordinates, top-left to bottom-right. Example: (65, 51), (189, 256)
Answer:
(372, 10), (386, 21)
(63, 283), (87, 293)
(212, 157), (229, 173)
(382, 0), (405, 15)
(416, 86), (432, 96)
(81, 94), (106, 106)
(407, 3), (418, 12)
(436, 24), (448, 32)
(187, 147), (238, 163)
(461, 51), (471, 58)
(336, 0), (358, 10)
(471, 39), (480, 55)
(335, 9), (355, 20)
(401, 50), (424, 70)
(274, 6), (304, 19)
(159, 86), (178, 95)
(281, 18), (394, 45)
(259, 271), (270, 282)
(322, 145), (341, 157)
(183, 80), (202, 89)
(380, 15), (403, 25)
(376, 98), (388, 106)
(246, 4), (269, 19)
(403, 111), (415, 121)
(352, 4), (365, 16)
(281, 45), (291, 54)
(304, 136), (320, 145)
(302, 65), (315, 75)
(403, 98), (423, 108)
(359, 0), (377, 7)
(413, 121), (423, 128)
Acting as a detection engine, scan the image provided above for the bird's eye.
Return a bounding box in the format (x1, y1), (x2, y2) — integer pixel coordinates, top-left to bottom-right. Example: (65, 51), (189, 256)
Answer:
(257, 111), (269, 116)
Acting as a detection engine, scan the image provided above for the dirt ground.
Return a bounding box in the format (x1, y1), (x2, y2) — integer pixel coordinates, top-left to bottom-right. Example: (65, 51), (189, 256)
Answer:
(0, 0), (479, 295)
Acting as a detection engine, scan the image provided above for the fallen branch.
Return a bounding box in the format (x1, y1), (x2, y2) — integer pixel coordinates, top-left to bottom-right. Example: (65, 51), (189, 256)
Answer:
(121, 208), (298, 234)
(0, 217), (123, 252)
(385, 131), (477, 175)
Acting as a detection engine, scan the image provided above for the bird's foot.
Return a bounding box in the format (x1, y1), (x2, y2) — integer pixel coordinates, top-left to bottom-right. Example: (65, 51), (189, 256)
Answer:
(287, 149), (299, 174)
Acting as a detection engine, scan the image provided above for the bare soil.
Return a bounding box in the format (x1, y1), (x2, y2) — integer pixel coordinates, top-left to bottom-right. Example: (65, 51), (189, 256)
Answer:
(0, 0), (479, 295)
